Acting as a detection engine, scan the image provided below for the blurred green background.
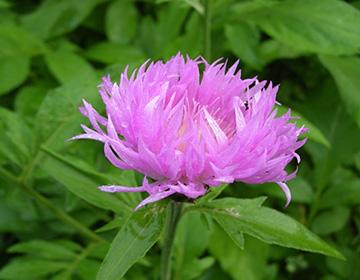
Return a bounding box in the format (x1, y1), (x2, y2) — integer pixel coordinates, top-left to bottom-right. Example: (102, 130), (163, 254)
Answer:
(1, 0), (360, 279)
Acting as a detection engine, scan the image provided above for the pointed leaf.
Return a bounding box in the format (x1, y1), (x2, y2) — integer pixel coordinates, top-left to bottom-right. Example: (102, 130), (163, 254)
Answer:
(195, 197), (344, 259)
(97, 204), (166, 280)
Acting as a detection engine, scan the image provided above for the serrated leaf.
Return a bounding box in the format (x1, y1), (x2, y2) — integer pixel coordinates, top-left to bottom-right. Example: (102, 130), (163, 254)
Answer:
(97, 204), (166, 280)
(196, 197), (344, 259)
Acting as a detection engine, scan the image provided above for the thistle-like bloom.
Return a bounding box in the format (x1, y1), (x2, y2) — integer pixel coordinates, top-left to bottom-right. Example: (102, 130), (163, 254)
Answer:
(72, 54), (306, 210)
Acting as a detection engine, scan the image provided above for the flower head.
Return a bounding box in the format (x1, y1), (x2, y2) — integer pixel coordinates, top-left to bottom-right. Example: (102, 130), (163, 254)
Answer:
(72, 54), (306, 210)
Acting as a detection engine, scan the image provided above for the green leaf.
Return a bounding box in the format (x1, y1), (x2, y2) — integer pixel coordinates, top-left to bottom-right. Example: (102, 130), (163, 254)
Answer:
(312, 207), (350, 235)
(97, 204), (166, 280)
(105, 0), (138, 44)
(0, 54), (29, 96)
(8, 240), (77, 260)
(208, 224), (272, 280)
(0, 108), (34, 166)
(40, 149), (128, 214)
(14, 82), (51, 120)
(256, 177), (315, 204)
(225, 23), (262, 69)
(277, 106), (330, 148)
(21, 0), (102, 39)
(298, 80), (360, 189)
(35, 81), (98, 150)
(196, 197), (344, 259)
(85, 41), (145, 65)
(0, 23), (46, 56)
(174, 212), (213, 280)
(235, 0), (360, 55)
(45, 50), (97, 84)
(0, 257), (68, 279)
(319, 55), (360, 127)
(257, 39), (303, 65)
(319, 168), (360, 209)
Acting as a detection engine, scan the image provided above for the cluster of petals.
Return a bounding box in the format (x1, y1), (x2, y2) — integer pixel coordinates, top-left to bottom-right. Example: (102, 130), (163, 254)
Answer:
(72, 54), (307, 209)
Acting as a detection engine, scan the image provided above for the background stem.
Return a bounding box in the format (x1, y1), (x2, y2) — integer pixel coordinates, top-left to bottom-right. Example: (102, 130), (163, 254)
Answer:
(161, 201), (183, 280)
(0, 167), (106, 243)
(204, 0), (212, 61)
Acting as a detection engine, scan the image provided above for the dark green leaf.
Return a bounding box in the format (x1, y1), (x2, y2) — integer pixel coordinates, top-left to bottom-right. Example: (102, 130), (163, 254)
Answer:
(312, 207), (350, 235)
(319, 55), (360, 127)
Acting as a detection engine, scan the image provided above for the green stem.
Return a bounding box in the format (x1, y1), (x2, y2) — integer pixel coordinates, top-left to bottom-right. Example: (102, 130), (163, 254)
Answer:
(203, 0), (212, 61)
(0, 167), (106, 243)
(161, 201), (183, 280)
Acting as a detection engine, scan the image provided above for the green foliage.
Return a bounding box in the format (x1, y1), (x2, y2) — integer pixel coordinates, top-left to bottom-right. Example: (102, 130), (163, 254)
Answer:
(97, 205), (166, 280)
(1, 0), (360, 279)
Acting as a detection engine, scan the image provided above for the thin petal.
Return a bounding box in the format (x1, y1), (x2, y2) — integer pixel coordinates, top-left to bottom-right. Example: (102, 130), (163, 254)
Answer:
(99, 185), (145, 193)
(277, 182), (291, 208)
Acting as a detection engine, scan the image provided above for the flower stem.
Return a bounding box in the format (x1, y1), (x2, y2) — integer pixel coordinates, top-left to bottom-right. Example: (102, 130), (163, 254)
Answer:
(203, 0), (212, 61)
(161, 201), (183, 280)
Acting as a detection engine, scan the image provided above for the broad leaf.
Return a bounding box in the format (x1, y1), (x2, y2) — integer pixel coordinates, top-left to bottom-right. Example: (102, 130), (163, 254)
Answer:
(85, 42), (145, 65)
(225, 23), (262, 69)
(0, 23), (46, 56)
(105, 0), (138, 44)
(45, 50), (97, 84)
(0, 54), (29, 96)
(195, 197), (344, 259)
(21, 0), (102, 39)
(235, 0), (360, 55)
(97, 204), (166, 280)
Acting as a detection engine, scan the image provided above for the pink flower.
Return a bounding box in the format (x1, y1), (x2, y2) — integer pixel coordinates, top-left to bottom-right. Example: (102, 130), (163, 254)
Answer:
(72, 54), (306, 210)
